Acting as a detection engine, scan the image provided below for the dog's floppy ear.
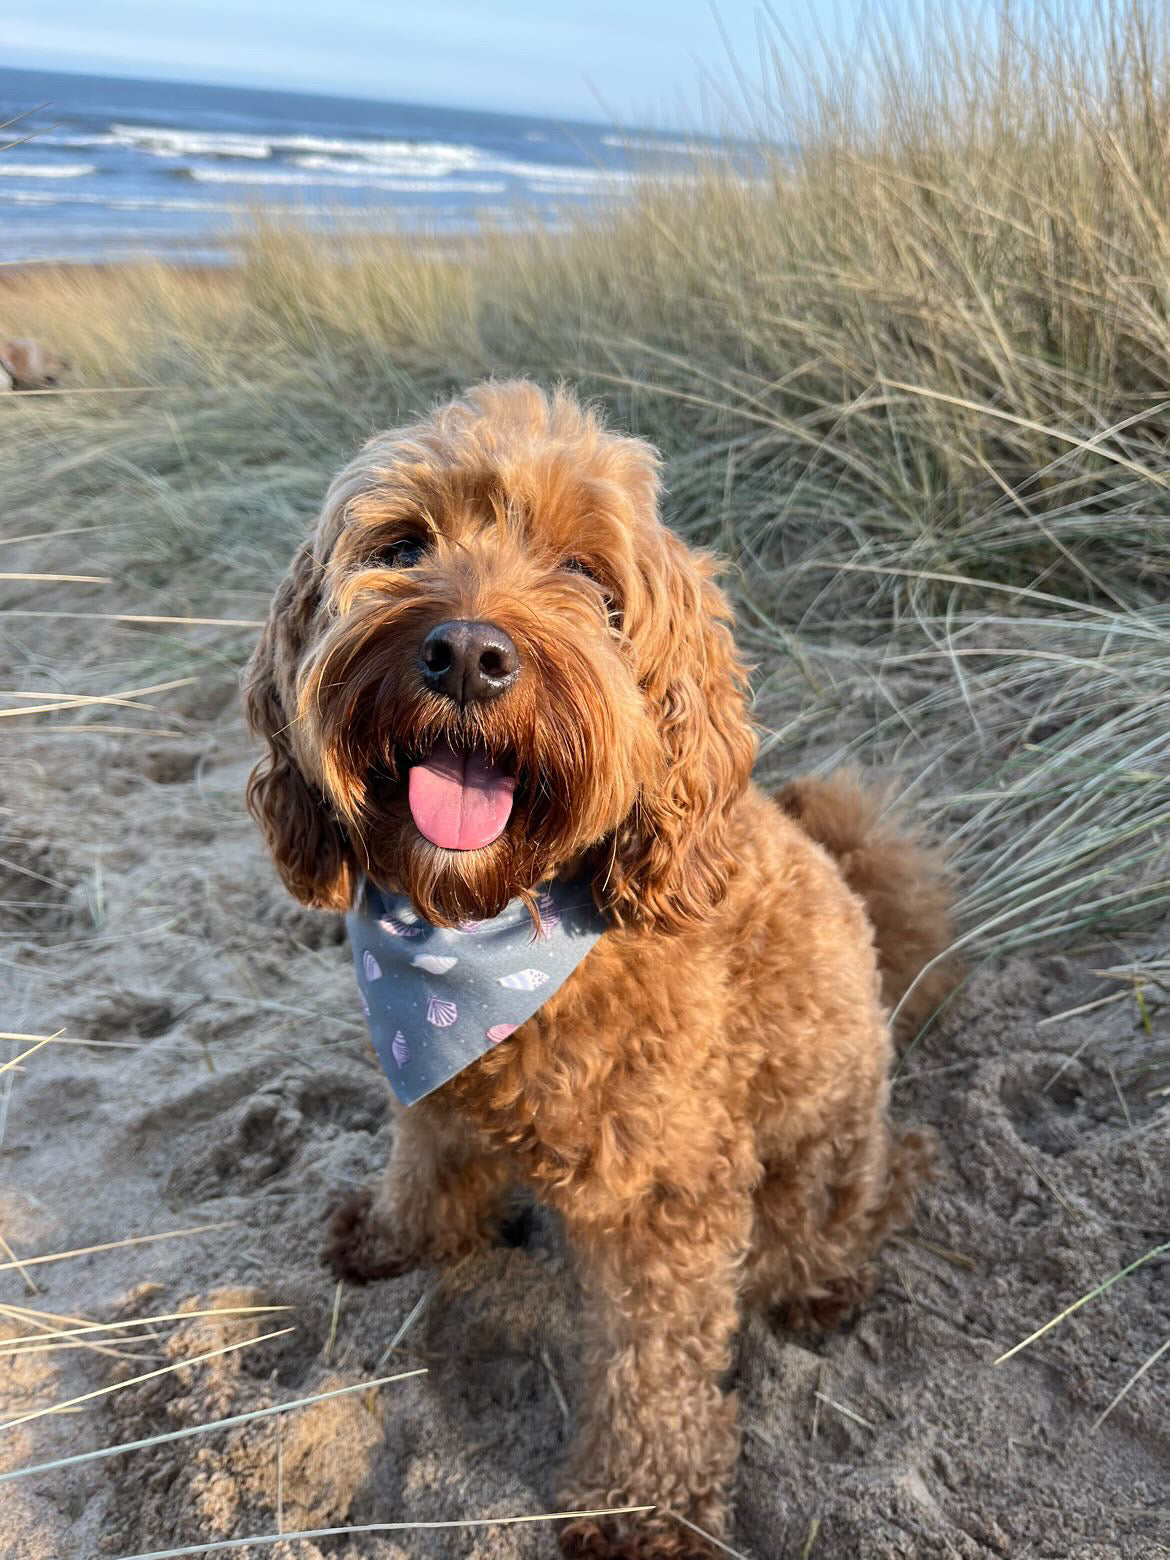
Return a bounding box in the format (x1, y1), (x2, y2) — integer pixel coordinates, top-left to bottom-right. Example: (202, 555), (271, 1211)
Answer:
(604, 527), (756, 931)
(242, 544), (357, 911)
(0, 340), (33, 387)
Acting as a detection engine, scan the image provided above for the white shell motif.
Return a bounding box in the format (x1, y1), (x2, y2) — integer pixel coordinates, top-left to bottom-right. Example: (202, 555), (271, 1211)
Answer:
(426, 995), (458, 1027)
(362, 951), (383, 982)
(497, 968), (549, 992)
(411, 954), (458, 975)
(391, 1030), (410, 1068)
(535, 893), (561, 940)
(378, 916), (422, 938)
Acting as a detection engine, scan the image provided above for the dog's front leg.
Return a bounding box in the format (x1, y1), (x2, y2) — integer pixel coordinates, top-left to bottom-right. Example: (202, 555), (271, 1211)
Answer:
(325, 1102), (509, 1284)
(558, 1175), (752, 1560)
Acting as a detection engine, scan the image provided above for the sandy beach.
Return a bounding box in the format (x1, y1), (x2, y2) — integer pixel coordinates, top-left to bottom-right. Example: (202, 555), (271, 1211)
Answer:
(1, 539), (1165, 1557)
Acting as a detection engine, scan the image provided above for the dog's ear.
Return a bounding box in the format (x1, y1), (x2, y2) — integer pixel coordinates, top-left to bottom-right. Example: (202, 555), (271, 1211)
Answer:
(242, 545), (357, 911)
(604, 528), (756, 931)
(0, 340), (32, 386)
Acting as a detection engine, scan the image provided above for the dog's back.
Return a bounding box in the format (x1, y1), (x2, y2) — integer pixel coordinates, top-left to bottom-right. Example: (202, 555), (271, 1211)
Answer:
(776, 772), (961, 1040)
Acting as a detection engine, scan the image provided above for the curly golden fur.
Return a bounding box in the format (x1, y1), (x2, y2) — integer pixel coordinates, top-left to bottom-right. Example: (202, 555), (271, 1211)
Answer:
(243, 381), (958, 1558)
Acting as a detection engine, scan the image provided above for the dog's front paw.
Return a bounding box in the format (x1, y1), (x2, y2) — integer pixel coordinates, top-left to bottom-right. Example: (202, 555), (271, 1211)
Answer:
(774, 1265), (876, 1333)
(322, 1186), (422, 1284)
(559, 1516), (719, 1559)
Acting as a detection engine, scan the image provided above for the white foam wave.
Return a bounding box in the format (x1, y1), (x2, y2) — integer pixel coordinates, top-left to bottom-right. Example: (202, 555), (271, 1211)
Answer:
(105, 122), (494, 171)
(275, 135), (483, 167)
(109, 124), (272, 159)
(32, 120), (652, 189)
(188, 166), (508, 194)
(40, 133), (123, 148)
(294, 149), (485, 178)
(600, 133), (710, 155)
(0, 162), (96, 179)
(0, 188), (247, 212)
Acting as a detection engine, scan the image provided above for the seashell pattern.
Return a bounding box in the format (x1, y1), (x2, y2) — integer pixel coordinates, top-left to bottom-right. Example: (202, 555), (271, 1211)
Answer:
(411, 954), (458, 975)
(349, 873), (606, 1105)
(378, 916), (422, 938)
(426, 994), (458, 1027)
(497, 968), (549, 991)
(535, 892), (561, 939)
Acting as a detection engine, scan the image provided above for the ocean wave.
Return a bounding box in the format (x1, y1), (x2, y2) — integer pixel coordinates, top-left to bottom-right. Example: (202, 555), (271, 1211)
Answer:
(101, 121), (643, 184)
(188, 166), (508, 194)
(600, 133), (710, 155)
(39, 133), (123, 148)
(0, 188), (249, 211)
(109, 123), (273, 159)
(0, 162), (96, 179)
(273, 134), (483, 166)
(31, 119), (664, 188)
(105, 122), (494, 171)
(294, 149), (486, 177)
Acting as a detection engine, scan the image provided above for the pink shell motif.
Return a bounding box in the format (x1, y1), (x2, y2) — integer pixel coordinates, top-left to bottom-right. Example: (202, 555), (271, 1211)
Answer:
(378, 916), (422, 938)
(486, 1022), (518, 1044)
(362, 950), (383, 982)
(426, 994), (458, 1027)
(452, 919), (483, 935)
(391, 1030), (410, 1068)
(535, 892), (561, 940)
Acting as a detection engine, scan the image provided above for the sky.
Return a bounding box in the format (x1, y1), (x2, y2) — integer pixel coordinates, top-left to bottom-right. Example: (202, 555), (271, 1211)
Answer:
(1, 0), (778, 125)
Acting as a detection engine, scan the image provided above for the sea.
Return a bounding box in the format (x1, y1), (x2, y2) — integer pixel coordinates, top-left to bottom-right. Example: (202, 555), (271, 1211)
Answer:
(0, 66), (727, 265)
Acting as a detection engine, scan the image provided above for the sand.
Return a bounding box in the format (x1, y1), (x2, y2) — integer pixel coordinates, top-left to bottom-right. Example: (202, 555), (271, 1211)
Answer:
(1, 567), (1167, 1560)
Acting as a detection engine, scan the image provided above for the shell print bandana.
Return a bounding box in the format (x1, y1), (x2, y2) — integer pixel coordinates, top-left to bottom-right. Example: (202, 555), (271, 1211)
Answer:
(346, 874), (608, 1105)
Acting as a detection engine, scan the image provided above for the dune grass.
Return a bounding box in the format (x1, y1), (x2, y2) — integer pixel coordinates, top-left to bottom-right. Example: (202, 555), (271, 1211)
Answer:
(1, 0), (1167, 973)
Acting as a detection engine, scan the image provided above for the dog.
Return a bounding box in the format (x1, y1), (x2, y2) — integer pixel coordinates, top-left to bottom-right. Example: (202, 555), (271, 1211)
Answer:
(0, 337), (70, 392)
(242, 381), (957, 1558)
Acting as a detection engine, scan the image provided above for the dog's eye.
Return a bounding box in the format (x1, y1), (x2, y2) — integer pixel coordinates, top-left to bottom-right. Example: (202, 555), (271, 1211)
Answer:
(373, 536), (426, 569)
(563, 556), (601, 584)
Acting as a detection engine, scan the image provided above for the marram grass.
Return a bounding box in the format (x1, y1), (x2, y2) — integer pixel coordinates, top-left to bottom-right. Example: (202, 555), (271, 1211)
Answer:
(1, 0), (1167, 969)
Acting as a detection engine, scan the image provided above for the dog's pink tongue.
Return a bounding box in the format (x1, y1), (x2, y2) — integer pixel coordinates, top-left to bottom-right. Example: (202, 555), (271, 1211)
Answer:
(408, 738), (515, 851)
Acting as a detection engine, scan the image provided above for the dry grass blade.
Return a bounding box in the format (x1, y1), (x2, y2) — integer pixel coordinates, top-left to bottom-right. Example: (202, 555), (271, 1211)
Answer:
(1090, 1337), (1170, 1430)
(0, 677), (196, 721)
(108, 1506), (658, 1560)
(0, 1368), (428, 1484)
(0, 1303), (292, 1353)
(996, 1243), (1169, 1364)
(0, 572), (111, 583)
(0, 1033), (62, 1077)
(0, 611), (263, 627)
(0, 1327), (295, 1433)
(0, 1222), (235, 1274)
(0, 1234), (39, 1297)
(665, 1511), (754, 1559)
(813, 1392), (875, 1430)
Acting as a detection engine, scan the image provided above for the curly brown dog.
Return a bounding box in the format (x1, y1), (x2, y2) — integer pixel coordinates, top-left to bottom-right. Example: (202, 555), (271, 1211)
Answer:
(242, 381), (957, 1558)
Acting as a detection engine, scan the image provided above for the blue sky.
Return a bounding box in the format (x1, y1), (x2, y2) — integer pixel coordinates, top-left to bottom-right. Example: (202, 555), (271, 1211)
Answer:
(2, 1), (775, 124)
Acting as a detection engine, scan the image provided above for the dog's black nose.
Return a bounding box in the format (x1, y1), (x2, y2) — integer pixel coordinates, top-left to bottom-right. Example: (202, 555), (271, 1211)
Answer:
(419, 619), (519, 705)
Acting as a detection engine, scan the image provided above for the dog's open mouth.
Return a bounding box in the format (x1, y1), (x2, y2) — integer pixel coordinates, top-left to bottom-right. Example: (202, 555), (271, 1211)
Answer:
(407, 736), (517, 851)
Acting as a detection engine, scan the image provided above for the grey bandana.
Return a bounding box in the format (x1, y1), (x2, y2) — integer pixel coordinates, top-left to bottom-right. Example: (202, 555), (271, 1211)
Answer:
(346, 874), (607, 1105)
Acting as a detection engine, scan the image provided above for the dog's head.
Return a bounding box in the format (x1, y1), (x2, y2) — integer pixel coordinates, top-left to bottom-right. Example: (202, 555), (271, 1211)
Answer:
(243, 381), (756, 929)
(1, 338), (70, 390)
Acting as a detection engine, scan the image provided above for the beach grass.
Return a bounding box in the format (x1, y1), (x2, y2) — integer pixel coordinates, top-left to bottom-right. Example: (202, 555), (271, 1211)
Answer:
(1, 0), (1167, 971)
